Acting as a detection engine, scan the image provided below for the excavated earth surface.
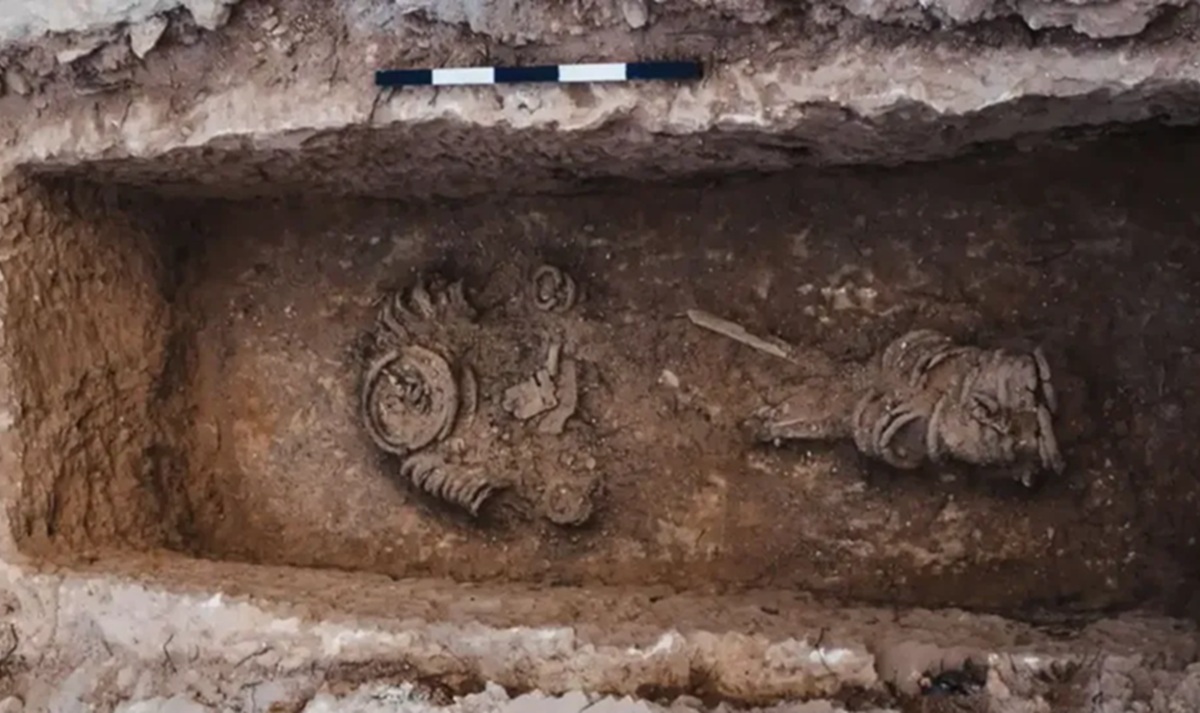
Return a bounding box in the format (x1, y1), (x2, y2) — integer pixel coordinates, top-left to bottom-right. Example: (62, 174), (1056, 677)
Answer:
(1, 0), (1200, 710)
(34, 132), (1194, 617)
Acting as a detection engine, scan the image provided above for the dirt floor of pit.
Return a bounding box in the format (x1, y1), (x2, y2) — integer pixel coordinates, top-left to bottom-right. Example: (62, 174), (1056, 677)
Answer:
(81, 133), (1200, 618)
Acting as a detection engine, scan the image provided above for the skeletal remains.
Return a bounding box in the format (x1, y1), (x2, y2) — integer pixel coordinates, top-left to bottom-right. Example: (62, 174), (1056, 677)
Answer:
(751, 328), (1064, 483)
(360, 267), (595, 520)
(360, 278), (498, 514)
(365, 263), (1061, 520)
(530, 264), (577, 313)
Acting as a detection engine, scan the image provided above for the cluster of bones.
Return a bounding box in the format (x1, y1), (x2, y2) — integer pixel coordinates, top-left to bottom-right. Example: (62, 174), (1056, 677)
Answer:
(359, 266), (596, 523)
(361, 267), (1065, 521)
(752, 329), (1064, 484)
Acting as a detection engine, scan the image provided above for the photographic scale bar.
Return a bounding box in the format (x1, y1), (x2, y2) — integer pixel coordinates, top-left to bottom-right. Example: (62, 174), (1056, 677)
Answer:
(375, 61), (703, 88)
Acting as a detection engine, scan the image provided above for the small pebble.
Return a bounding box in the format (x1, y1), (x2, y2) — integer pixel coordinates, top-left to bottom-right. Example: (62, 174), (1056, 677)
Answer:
(659, 369), (680, 389)
(620, 0), (649, 28)
(129, 16), (169, 59)
(4, 69), (30, 96)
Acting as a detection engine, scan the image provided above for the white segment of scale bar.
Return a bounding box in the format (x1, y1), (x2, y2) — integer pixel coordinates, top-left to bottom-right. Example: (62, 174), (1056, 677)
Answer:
(431, 67), (496, 85)
(557, 63), (627, 82)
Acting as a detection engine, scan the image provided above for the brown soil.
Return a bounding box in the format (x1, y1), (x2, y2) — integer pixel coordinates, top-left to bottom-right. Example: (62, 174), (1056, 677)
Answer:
(9, 132), (1200, 620)
(158, 132), (1199, 617)
(1, 178), (193, 553)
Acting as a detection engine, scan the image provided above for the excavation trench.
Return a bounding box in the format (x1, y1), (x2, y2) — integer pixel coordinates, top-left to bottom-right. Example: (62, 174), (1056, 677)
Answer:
(2, 121), (1200, 704)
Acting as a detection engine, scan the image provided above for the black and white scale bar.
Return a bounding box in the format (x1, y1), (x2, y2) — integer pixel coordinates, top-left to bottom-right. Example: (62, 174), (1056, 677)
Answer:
(375, 61), (702, 88)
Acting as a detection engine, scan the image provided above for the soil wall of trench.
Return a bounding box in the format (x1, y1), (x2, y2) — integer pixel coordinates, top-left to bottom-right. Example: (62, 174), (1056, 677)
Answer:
(0, 0), (1198, 711)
